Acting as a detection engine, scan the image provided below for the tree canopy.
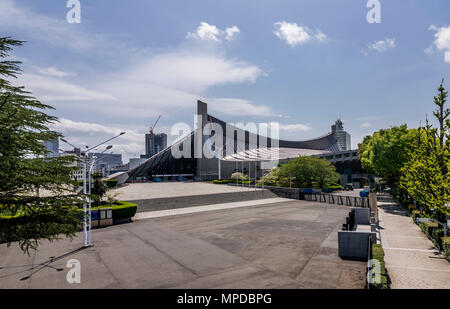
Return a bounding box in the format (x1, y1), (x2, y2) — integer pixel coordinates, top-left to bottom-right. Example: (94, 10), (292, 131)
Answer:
(359, 80), (450, 219)
(358, 125), (416, 190)
(401, 80), (449, 218)
(278, 156), (340, 188)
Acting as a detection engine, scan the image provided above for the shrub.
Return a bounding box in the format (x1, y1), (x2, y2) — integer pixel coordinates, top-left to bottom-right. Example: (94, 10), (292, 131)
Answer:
(327, 183), (344, 190)
(419, 221), (439, 239)
(212, 179), (234, 184)
(411, 210), (422, 222)
(230, 172), (248, 181)
(110, 201), (138, 219)
(370, 244), (389, 289)
(432, 228), (449, 249)
(407, 204), (417, 213)
(442, 237), (450, 262)
(103, 179), (118, 188)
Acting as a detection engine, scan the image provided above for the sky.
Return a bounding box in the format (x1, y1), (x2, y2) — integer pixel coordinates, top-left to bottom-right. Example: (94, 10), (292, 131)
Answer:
(1, 0), (450, 162)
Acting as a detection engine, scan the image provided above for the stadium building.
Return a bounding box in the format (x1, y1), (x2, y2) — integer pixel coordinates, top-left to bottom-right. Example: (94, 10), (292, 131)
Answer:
(124, 101), (364, 183)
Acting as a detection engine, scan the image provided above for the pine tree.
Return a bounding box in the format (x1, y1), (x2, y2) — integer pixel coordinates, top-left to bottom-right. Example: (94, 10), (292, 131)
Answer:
(0, 38), (84, 253)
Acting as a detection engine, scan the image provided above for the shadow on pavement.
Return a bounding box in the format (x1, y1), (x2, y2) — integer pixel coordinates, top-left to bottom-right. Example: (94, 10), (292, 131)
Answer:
(0, 246), (86, 281)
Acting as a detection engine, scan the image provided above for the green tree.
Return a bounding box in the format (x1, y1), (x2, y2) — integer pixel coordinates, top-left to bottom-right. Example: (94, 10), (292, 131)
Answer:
(401, 80), (450, 218)
(278, 156), (339, 188)
(0, 38), (83, 253)
(359, 125), (415, 191)
(314, 159), (340, 189)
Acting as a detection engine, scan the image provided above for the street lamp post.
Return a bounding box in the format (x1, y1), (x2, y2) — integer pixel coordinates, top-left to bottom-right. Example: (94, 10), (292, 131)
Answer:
(60, 133), (125, 247)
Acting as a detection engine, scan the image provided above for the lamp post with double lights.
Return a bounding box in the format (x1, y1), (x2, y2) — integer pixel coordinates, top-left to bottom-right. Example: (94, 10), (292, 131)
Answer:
(60, 132), (126, 247)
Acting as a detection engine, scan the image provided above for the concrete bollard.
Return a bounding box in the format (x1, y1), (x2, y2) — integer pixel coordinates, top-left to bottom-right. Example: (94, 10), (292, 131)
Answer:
(369, 192), (378, 225)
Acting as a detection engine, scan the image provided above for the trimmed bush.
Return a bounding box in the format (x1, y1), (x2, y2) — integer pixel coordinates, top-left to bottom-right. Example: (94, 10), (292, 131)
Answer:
(407, 204), (417, 213)
(419, 221), (439, 239)
(432, 228), (449, 250)
(411, 210), (422, 223)
(103, 179), (119, 188)
(370, 244), (389, 289)
(212, 179), (235, 184)
(91, 201), (138, 219)
(442, 237), (450, 262)
(110, 201), (138, 219)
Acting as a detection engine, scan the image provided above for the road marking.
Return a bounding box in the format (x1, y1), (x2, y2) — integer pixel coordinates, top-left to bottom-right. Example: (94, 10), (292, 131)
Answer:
(134, 198), (292, 219)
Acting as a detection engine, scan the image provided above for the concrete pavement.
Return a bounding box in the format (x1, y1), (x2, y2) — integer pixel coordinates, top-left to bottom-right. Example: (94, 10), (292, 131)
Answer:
(0, 200), (365, 289)
(378, 200), (450, 289)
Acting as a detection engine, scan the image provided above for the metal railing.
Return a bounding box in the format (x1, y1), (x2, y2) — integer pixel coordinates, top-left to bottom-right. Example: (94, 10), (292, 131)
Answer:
(303, 193), (369, 208)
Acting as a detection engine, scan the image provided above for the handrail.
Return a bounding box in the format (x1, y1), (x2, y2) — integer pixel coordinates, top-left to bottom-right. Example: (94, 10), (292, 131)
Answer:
(303, 193), (369, 208)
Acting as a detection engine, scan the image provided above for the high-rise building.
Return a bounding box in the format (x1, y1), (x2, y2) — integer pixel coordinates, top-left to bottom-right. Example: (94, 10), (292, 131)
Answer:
(42, 138), (60, 157)
(331, 119), (351, 151)
(142, 133), (167, 158)
(88, 153), (123, 176)
(88, 153), (123, 167)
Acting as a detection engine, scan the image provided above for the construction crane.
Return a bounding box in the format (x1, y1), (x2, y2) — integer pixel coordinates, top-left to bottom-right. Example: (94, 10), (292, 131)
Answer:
(149, 115), (161, 134)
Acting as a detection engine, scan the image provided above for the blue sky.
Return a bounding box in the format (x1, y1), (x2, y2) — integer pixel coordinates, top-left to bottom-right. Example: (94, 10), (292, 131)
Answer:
(1, 0), (450, 161)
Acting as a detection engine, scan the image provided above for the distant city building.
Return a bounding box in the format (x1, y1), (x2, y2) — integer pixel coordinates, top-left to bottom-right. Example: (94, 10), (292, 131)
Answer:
(331, 119), (351, 151)
(129, 158), (147, 170)
(64, 147), (81, 157)
(42, 138), (59, 157)
(88, 153), (123, 167)
(58, 148), (84, 181)
(88, 153), (123, 177)
(142, 132), (167, 159)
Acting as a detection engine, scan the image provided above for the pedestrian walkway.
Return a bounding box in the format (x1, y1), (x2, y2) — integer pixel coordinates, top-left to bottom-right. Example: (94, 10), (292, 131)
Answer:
(378, 199), (450, 289)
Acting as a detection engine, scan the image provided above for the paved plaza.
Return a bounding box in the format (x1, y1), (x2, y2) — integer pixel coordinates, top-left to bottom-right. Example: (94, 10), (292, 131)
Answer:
(0, 199), (365, 289)
(111, 182), (263, 201)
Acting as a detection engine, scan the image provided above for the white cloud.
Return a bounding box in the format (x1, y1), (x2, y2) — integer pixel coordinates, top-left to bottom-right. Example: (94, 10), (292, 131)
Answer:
(225, 26), (240, 41)
(367, 38), (396, 52)
(427, 25), (450, 63)
(279, 123), (312, 132)
(360, 122), (372, 128)
(51, 118), (145, 162)
(187, 22), (240, 42)
(36, 66), (77, 77)
(206, 98), (273, 117)
(15, 50), (269, 118)
(273, 21), (327, 47)
(17, 73), (117, 102)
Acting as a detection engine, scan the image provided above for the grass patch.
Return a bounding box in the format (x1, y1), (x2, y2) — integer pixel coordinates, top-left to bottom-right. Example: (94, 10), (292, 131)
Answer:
(370, 244), (389, 289)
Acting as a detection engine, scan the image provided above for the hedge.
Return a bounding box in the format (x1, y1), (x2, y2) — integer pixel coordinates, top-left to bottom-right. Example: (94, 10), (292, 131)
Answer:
(103, 179), (119, 188)
(443, 237), (450, 262)
(431, 228), (450, 250)
(407, 204), (417, 213)
(1, 202), (137, 223)
(212, 179), (235, 184)
(77, 179), (119, 189)
(110, 201), (137, 219)
(370, 244), (389, 289)
(419, 221), (439, 239)
(89, 201), (138, 219)
(411, 210), (422, 222)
